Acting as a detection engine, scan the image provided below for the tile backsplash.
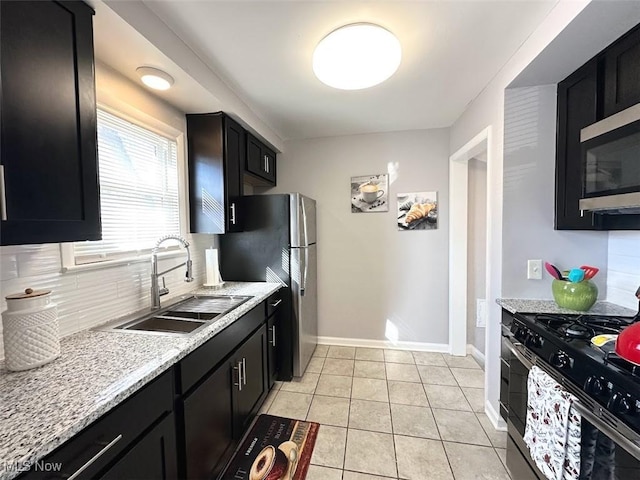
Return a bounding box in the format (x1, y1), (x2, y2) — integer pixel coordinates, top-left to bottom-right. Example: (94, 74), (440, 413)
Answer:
(606, 231), (640, 311)
(0, 235), (214, 359)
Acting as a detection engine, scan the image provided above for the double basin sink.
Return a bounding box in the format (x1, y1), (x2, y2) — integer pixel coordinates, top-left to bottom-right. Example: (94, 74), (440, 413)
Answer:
(100, 295), (251, 336)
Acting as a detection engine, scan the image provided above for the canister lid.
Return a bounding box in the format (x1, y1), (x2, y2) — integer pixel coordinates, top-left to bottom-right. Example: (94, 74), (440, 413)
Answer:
(5, 288), (52, 300)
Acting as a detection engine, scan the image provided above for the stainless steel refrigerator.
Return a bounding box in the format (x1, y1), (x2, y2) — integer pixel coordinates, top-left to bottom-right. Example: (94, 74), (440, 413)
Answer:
(219, 193), (317, 379)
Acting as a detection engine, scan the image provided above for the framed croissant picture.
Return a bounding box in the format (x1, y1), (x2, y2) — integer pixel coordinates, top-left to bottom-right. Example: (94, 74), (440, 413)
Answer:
(397, 191), (438, 230)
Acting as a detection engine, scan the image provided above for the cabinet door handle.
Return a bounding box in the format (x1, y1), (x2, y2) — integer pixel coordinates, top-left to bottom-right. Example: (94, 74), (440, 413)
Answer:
(234, 361), (243, 391)
(266, 157), (269, 173)
(269, 299), (282, 308)
(0, 165), (7, 221)
(67, 434), (123, 480)
(230, 202), (236, 225)
(242, 357), (247, 385)
(271, 325), (276, 347)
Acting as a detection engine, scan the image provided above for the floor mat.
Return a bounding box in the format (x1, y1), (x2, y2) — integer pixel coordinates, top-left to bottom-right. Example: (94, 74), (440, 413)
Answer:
(220, 414), (320, 480)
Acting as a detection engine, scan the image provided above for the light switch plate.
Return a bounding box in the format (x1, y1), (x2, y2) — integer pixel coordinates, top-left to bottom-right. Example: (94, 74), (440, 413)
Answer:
(527, 259), (543, 280)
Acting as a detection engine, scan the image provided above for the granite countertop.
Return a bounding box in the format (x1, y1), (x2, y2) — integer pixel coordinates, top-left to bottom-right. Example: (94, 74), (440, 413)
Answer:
(0, 281), (282, 480)
(497, 298), (637, 317)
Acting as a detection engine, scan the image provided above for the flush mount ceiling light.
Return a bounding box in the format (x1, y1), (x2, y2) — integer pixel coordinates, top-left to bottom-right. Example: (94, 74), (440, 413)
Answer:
(313, 23), (401, 90)
(136, 66), (174, 91)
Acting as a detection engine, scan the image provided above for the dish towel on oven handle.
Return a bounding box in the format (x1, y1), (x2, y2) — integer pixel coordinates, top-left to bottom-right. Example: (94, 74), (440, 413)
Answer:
(524, 365), (581, 480)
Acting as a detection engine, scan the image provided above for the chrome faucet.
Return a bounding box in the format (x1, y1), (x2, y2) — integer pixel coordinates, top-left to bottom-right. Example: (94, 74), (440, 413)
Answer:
(150, 234), (194, 309)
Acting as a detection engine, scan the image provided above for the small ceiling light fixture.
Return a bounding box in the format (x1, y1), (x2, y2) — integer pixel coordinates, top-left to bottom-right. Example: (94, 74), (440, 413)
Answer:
(136, 66), (174, 91)
(313, 23), (401, 90)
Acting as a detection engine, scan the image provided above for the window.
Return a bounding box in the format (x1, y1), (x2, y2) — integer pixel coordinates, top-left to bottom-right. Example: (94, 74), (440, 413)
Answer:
(68, 108), (182, 266)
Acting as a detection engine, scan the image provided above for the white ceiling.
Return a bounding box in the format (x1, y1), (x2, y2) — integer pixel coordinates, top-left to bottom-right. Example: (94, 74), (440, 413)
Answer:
(96, 1), (559, 142)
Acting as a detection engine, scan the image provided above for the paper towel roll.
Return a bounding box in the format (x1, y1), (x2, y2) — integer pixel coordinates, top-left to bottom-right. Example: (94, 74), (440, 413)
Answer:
(205, 248), (222, 286)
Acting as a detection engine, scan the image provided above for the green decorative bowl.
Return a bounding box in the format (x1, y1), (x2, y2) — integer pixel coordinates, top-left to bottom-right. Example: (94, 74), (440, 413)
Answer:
(552, 279), (598, 311)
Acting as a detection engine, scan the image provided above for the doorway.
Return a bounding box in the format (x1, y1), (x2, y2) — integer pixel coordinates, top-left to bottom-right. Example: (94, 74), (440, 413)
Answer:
(448, 127), (491, 357)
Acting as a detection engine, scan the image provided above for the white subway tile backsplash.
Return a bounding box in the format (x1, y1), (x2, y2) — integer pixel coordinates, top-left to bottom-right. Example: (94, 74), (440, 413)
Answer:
(0, 252), (18, 281)
(16, 244), (62, 277)
(607, 231), (640, 311)
(0, 235), (212, 359)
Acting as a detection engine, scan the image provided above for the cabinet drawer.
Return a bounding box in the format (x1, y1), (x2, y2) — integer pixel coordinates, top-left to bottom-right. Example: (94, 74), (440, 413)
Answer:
(266, 290), (284, 317)
(20, 370), (173, 479)
(179, 303), (265, 394)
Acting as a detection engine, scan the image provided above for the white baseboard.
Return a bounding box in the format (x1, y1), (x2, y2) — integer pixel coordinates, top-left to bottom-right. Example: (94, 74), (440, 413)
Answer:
(485, 401), (507, 431)
(467, 344), (486, 368)
(317, 336), (449, 353)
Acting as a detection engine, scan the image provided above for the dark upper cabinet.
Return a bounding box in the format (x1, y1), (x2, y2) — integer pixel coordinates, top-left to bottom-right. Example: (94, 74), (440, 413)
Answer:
(246, 132), (277, 185)
(604, 24), (640, 117)
(555, 60), (599, 230)
(555, 22), (640, 231)
(0, 0), (101, 246)
(187, 112), (244, 234)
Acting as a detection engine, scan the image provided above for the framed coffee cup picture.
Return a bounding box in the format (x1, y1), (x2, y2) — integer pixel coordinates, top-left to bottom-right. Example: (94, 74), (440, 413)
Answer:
(351, 174), (389, 213)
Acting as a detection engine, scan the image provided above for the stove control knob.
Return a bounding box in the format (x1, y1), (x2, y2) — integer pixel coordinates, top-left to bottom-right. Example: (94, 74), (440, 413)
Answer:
(514, 326), (528, 342)
(550, 351), (572, 369)
(528, 334), (544, 348)
(608, 392), (634, 415)
(584, 376), (604, 396)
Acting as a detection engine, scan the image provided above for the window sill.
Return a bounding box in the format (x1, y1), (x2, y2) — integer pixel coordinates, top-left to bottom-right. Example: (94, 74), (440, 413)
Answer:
(60, 249), (184, 274)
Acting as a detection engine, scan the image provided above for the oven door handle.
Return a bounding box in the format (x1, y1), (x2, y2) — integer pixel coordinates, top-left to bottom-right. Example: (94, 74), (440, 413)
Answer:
(505, 341), (534, 370)
(571, 399), (640, 460)
(505, 339), (640, 460)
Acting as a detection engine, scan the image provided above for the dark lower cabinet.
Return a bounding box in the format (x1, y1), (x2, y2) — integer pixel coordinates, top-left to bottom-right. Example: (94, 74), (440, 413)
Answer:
(267, 314), (279, 388)
(99, 414), (177, 480)
(232, 325), (268, 437)
(266, 291), (284, 388)
(179, 300), (273, 480)
(0, 0), (100, 245)
(19, 371), (175, 480)
(19, 295), (281, 480)
(183, 364), (234, 480)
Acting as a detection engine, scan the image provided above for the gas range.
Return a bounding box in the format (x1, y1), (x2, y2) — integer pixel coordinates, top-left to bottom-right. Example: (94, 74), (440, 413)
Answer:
(510, 311), (640, 434)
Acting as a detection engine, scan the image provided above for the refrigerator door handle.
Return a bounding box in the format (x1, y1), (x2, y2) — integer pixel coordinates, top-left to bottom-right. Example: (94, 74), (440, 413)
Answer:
(301, 196), (309, 248)
(301, 247), (308, 296)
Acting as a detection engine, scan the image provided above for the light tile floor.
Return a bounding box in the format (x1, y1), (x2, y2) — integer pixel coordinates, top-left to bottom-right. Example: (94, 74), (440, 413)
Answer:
(259, 345), (511, 480)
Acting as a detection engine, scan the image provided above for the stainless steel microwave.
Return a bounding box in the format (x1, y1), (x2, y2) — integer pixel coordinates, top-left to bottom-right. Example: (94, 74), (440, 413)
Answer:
(580, 103), (640, 213)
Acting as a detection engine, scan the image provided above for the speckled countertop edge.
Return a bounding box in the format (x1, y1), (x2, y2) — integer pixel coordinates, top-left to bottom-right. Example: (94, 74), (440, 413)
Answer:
(0, 281), (282, 480)
(497, 298), (637, 317)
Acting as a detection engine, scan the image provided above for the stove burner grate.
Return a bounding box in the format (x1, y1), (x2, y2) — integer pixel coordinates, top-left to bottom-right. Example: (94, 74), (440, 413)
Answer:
(534, 314), (626, 339)
(558, 323), (593, 339)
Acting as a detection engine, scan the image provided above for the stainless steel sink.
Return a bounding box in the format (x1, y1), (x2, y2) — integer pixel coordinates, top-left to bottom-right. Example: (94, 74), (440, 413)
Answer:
(99, 295), (251, 336)
(118, 316), (206, 334)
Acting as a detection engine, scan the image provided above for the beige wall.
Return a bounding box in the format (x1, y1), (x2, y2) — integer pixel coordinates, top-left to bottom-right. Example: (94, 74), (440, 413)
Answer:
(271, 129), (451, 347)
(467, 158), (487, 354)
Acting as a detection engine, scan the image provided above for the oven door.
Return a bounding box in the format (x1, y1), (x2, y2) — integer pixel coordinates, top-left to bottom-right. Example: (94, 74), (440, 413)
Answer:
(505, 340), (640, 480)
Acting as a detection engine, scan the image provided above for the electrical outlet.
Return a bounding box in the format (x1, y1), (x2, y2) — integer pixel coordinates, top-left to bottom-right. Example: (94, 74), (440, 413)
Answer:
(476, 299), (487, 327)
(527, 259), (543, 280)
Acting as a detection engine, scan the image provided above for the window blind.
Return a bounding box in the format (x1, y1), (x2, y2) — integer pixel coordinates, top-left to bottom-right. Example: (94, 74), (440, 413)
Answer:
(73, 109), (180, 264)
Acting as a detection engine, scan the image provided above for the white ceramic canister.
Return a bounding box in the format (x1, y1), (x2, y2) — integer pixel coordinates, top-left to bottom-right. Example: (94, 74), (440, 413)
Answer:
(2, 288), (60, 371)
